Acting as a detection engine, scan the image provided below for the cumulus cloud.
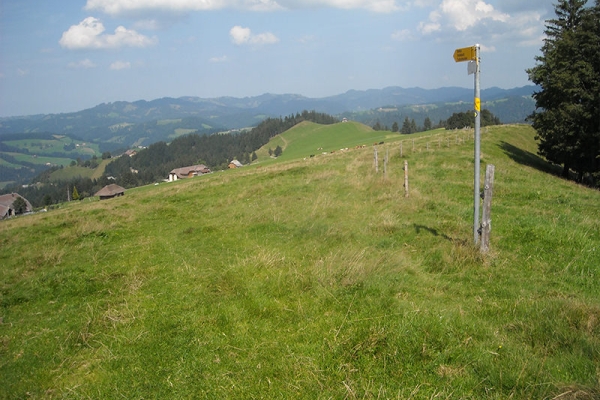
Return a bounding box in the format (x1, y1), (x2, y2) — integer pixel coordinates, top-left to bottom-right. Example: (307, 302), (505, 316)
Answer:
(110, 60), (131, 70)
(230, 26), (279, 45)
(68, 58), (97, 68)
(413, 1), (544, 48)
(391, 29), (413, 41)
(85, 0), (405, 14)
(59, 17), (157, 49)
(209, 55), (228, 63)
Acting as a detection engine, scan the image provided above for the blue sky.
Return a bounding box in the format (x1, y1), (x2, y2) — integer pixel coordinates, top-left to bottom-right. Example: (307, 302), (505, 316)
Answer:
(0, 0), (554, 117)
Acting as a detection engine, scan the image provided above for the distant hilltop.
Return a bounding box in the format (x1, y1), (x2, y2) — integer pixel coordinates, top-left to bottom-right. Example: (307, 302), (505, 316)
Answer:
(0, 85), (537, 148)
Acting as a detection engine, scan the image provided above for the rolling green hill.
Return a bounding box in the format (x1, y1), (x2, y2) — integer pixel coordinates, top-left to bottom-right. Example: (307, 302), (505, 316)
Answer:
(0, 133), (103, 186)
(1, 124), (599, 399)
(255, 120), (446, 164)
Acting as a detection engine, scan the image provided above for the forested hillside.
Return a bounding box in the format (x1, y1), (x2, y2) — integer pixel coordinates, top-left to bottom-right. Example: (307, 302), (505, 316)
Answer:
(0, 111), (336, 206)
(104, 111), (338, 187)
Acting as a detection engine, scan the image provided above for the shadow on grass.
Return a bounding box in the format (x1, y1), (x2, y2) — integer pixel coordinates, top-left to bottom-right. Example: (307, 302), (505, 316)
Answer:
(500, 141), (561, 175)
(413, 224), (466, 244)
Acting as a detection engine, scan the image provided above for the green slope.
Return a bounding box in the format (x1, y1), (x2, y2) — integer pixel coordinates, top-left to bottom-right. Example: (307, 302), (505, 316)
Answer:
(257, 120), (424, 163)
(1, 125), (599, 399)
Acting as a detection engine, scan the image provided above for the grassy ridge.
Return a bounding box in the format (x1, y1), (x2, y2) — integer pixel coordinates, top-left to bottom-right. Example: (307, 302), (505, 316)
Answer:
(1, 124), (599, 398)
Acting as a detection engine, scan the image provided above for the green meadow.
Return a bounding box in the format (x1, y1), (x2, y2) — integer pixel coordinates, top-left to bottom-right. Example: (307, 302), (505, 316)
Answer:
(1, 124), (599, 399)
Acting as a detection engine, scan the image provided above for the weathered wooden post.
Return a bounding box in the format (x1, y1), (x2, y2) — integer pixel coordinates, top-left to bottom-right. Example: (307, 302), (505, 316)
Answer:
(374, 146), (379, 173)
(384, 147), (388, 179)
(480, 164), (495, 253)
(403, 160), (409, 198)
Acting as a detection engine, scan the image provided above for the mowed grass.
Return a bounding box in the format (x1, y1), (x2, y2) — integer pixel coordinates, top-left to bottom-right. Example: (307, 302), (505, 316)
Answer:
(1, 125), (599, 399)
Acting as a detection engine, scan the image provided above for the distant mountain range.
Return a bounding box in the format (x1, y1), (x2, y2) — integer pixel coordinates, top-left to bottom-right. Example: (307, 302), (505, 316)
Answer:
(0, 86), (537, 149)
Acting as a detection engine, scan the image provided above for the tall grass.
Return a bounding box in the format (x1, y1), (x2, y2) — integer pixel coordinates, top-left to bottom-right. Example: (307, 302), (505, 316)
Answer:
(1, 125), (598, 399)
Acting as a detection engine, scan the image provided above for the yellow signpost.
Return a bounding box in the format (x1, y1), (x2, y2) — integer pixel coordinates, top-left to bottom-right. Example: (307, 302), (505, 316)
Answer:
(454, 44), (481, 245)
(453, 46), (476, 63)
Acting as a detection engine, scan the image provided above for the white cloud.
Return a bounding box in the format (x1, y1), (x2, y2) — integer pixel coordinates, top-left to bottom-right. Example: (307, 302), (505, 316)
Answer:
(17, 68), (29, 76)
(110, 60), (131, 70)
(209, 55), (228, 63)
(68, 58), (97, 68)
(85, 0), (406, 14)
(391, 29), (413, 41)
(418, 0), (509, 34)
(442, 0), (509, 31)
(230, 26), (279, 45)
(85, 0), (283, 14)
(59, 17), (157, 50)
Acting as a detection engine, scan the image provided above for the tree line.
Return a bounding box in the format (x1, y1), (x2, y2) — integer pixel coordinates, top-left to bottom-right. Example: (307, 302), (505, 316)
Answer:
(528, 0), (599, 185)
(372, 110), (501, 133)
(103, 110), (338, 188)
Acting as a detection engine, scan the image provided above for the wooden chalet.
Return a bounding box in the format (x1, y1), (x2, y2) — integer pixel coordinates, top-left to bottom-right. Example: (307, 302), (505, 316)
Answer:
(168, 164), (211, 182)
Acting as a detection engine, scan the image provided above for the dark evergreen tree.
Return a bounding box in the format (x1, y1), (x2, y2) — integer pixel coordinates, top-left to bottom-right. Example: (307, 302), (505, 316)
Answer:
(274, 145), (283, 157)
(401, 117), (412, 134)
(423, 117), (432, 131)
(391, 122), (399, 132)
(527, 0), (600, 182)
(12, 197), (28, 214)
(410, 119), (418, 133)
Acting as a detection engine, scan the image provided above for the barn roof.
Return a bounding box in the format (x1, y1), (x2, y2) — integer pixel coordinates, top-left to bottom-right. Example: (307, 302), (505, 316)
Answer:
(94, 184), (125, 197)
(169, 164), (210, 178)
(0, 193), (33, 217)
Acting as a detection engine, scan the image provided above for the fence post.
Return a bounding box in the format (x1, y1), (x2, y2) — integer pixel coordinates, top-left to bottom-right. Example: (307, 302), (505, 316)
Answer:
(384, 147), (388, 179)
(374, 146), (378, 173)
(480, 164), (495, 253)
(400, 141), (403, 158)
(403, 161), (409, 198)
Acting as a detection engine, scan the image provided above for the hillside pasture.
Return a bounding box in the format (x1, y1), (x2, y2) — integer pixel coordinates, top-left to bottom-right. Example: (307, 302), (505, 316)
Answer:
(4, 152), (74, 168)
(0, 124), (599, 399)
(3, 137), (100, 157)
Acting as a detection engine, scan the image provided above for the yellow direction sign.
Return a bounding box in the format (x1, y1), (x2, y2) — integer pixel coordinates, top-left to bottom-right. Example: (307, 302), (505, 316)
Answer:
(453, 46), (476, 62)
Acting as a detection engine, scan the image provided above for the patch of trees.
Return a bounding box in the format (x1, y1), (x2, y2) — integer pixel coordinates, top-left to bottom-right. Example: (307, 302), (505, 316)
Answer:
(70, 155), (100, 169)
(445, 109), (501, 130)
(11, 196), (28, 215)
(373, 111), (499, 133)
(1, 175), (114, 208)
(0, 156), (48, 183)
(527, 0), (600, 185)
(104, 110), (338, 187)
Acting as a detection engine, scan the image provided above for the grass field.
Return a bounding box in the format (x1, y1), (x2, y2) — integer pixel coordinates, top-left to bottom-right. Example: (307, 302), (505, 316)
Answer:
(1, 124), (599, 399)
(4, 152), (74, 168)
(3, 138), (100, 158)
(48, 159), (112, 182)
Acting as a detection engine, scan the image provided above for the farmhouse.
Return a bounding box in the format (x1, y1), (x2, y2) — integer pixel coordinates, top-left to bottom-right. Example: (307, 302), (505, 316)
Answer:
(168, 164), (211, 182)
(228, 160), (244, 169)
(94, 184), (125, 200)
(0, 193), (33, 219)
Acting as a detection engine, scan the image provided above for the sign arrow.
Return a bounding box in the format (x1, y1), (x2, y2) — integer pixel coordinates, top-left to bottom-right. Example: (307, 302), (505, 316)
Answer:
(453, 46), (476, 63)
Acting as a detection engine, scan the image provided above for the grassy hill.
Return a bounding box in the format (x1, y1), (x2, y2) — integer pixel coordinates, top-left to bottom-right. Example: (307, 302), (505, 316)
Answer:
(0, 133), (103, 186)
(1, 124), (599, 399)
